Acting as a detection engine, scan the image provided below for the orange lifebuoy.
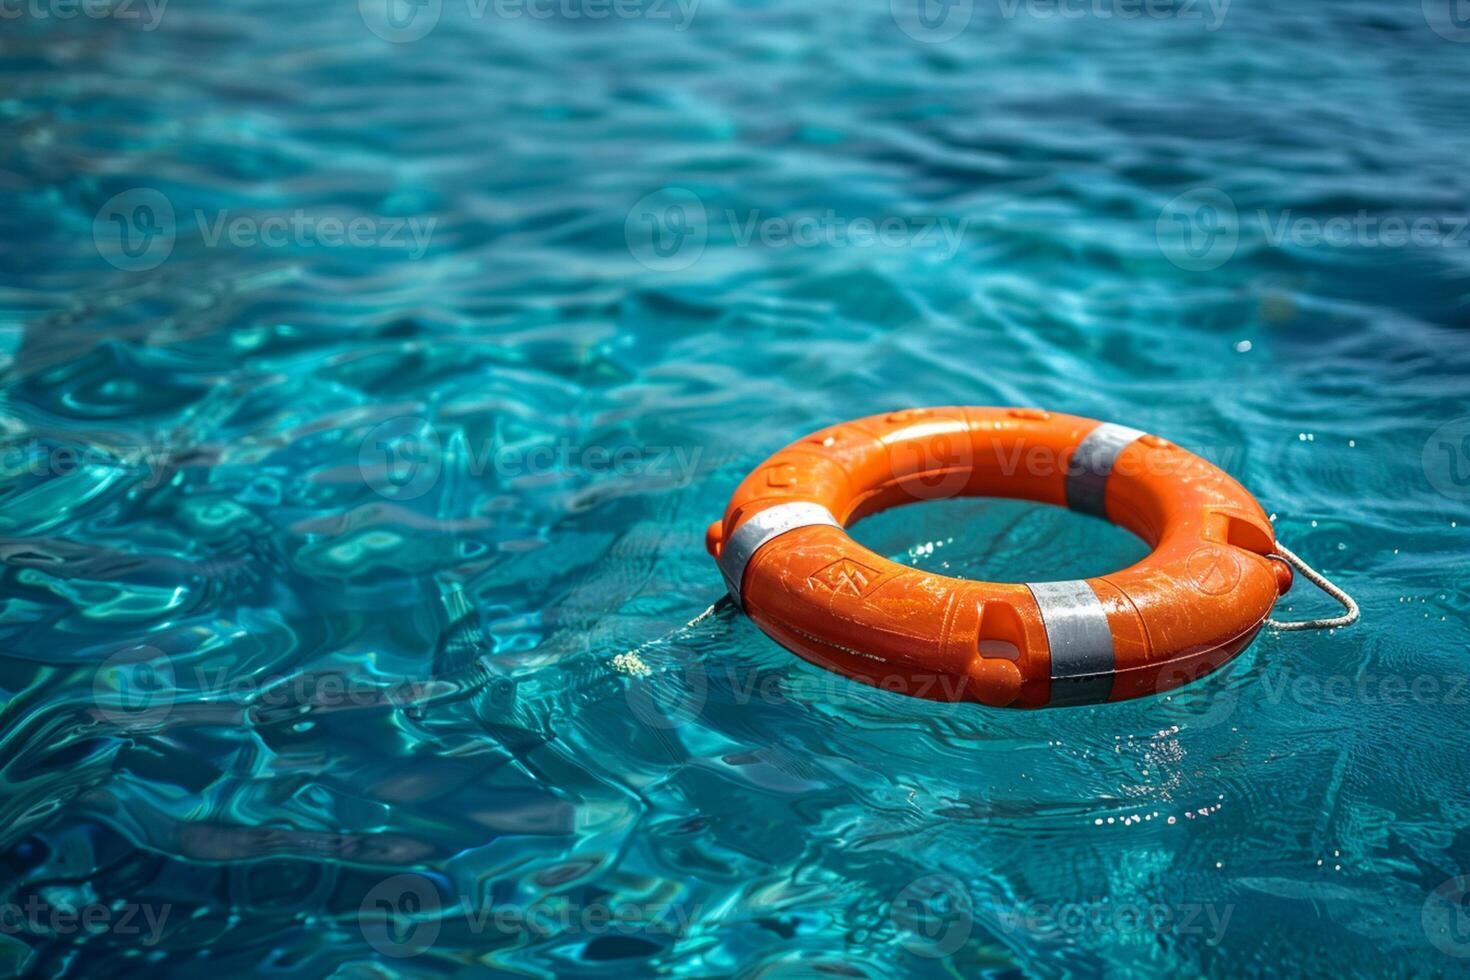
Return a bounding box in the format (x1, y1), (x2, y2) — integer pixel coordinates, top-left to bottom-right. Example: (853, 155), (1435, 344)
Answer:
(705, 407), (1297, 708)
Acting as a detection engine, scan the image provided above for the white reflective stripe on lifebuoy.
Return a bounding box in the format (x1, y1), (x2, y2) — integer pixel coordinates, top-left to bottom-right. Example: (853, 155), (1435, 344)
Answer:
(1026, 580), (1115, 706)
(1066, 422), (1146, 518)
(717, 502), (842, 608)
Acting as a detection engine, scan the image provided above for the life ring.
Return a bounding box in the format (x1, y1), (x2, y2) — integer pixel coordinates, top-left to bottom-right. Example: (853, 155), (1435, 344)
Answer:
(705, 407), (1303, 709)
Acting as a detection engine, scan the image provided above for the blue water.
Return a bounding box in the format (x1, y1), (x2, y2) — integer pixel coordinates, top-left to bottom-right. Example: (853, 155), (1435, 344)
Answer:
(2, 0), (1470, 976)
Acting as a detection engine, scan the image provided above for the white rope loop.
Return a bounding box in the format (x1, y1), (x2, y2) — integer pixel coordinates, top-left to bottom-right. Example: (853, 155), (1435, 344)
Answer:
(1264, 543), (1360, 632)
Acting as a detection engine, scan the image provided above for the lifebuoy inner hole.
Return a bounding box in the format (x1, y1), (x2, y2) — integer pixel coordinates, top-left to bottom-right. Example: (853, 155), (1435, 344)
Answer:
(845, 497), (1150, 586)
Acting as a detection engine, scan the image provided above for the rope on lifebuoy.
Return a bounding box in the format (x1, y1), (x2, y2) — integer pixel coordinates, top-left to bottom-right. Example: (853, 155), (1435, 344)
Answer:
(1264, 544), (1360, 632)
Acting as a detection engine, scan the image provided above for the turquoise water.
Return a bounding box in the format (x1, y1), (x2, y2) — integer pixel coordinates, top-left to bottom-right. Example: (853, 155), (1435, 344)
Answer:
(3, 0), (1470, 975)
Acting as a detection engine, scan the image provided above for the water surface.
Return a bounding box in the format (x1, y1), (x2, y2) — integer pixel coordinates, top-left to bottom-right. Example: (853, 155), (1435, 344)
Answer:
(2, 0), (1470, 976)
